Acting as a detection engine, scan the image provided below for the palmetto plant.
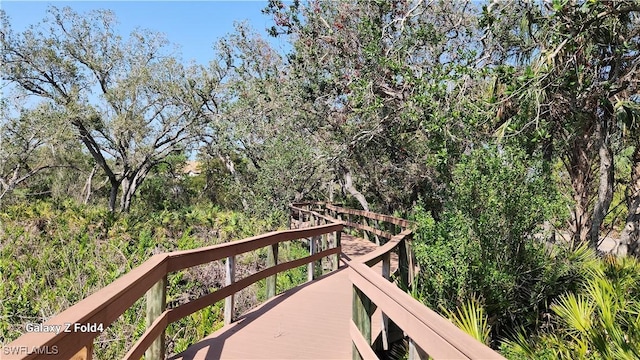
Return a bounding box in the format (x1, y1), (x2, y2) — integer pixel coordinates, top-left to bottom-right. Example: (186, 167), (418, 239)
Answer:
(443, 296), (491, 345)
(503, 249), (640, 359)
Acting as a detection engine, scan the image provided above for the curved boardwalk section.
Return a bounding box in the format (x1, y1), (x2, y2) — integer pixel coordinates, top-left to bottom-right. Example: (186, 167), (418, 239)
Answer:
(170, 234), (372, 360)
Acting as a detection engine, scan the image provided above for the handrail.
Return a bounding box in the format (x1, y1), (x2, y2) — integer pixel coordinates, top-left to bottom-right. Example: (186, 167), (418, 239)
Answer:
(4, 223), (343, 360)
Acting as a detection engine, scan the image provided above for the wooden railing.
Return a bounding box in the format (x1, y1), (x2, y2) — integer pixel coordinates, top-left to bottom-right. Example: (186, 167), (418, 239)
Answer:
(3, 223), (343, 360)
(292, 202), (504, 360)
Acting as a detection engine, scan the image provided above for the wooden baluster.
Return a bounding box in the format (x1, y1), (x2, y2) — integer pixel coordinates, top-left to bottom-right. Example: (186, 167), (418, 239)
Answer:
(267, 243), (278, 299)
(380, 253), (391, 351)
(334, 230), (341, 270)
(145, 275), (166, 360)
(289, 208), (293, 229)
(308, 216), (317, 281)
(224, 255), (235, 324)
(362, 216), (369, 242)
(375, 219), (381, 245)
(320, 219), (329, 274)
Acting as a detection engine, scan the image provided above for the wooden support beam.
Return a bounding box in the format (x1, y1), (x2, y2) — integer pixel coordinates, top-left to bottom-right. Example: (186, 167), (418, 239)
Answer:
(362, 216), (369, 241)
(145, 275), (166, 360)
(224, 255), (235, 324)
(398, 239), (414, 290)
(335, 230), (342, 270)
(267, 243), (278, 299)
(379, 253), (391, 351)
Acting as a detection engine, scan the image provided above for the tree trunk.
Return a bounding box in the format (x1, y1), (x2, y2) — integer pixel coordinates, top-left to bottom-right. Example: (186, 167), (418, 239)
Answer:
(342, 168), (369, 211)
(82, 166), (97, 205)
(619, 145), (640, 257)
(120, 165), (152, 213)
(219, 155), (249, 211)
(108, 182), (119, 213)
(590, 119), (614, 248)
(566, 135), (594, 246)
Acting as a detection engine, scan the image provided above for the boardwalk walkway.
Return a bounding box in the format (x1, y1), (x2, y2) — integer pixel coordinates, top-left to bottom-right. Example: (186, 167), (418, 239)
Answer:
(4, 203), (503, 360)
(170, 234), (383, 360)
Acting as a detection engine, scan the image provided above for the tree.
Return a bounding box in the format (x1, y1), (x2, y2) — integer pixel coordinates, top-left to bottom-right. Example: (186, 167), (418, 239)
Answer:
(484, 0), (640, 247)
(202, 23), (327, 215)
(0, 102), (74, 203)
(1, 7), (220, 212)
(263, 0), (488, 213)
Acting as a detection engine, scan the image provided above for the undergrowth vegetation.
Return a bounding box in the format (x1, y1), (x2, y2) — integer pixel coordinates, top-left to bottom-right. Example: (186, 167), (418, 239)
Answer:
(0, 200), (307, 357)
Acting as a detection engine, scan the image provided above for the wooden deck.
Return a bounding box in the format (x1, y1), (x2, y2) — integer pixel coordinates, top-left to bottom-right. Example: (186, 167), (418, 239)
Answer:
(170, 234), (384, 360)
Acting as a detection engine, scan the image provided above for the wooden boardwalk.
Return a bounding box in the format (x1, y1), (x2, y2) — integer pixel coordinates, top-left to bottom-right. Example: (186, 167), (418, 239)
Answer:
(170, 234), (383, 360)
(4, 203), (504, 360)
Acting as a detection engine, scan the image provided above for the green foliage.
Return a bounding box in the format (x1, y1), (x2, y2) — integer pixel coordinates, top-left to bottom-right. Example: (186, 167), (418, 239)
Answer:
(0, 200), (281, 358)
(412, 145), (578, 344)
(442, 296), (491, 345)
(502, 252), (640, 359)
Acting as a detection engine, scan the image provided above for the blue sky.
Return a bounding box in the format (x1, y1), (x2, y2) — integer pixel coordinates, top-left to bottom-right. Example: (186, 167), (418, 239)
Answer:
(1, 1), (288, 65)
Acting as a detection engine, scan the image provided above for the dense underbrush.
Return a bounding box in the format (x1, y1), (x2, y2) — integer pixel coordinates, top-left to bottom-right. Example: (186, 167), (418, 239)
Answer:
(0, 200), (307, 358)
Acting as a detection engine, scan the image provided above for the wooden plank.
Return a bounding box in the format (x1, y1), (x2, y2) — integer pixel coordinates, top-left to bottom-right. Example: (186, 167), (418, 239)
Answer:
(326, 204), (411, 228)
(69, 343), (92, 360)
(359, 229), (411, 267)
(145, 275), (166, 360)
(343, 221), (395, 241)
(408, 339), (429, 360)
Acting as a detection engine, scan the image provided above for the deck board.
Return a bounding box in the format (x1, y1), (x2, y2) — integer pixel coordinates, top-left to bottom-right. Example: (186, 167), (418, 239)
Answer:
(170, 234), (387, 360)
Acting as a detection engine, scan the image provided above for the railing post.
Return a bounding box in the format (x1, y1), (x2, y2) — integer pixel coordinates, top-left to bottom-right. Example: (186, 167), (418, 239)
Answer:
(352, 286), (376, 357)
(289, 207), (293, 229)
(267, 243), (278, 299)
(224, 255), (236, 324)
(321, 220), (328, 274)
(380, 252), (391, 351)
(373, 219), (380, 245)
(145, 275), (166, 360)
(398, 235), (415, 290)
(308, 216), (316, 282)
(334, 229), (341, 270)
(362, 216), (369, 242)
